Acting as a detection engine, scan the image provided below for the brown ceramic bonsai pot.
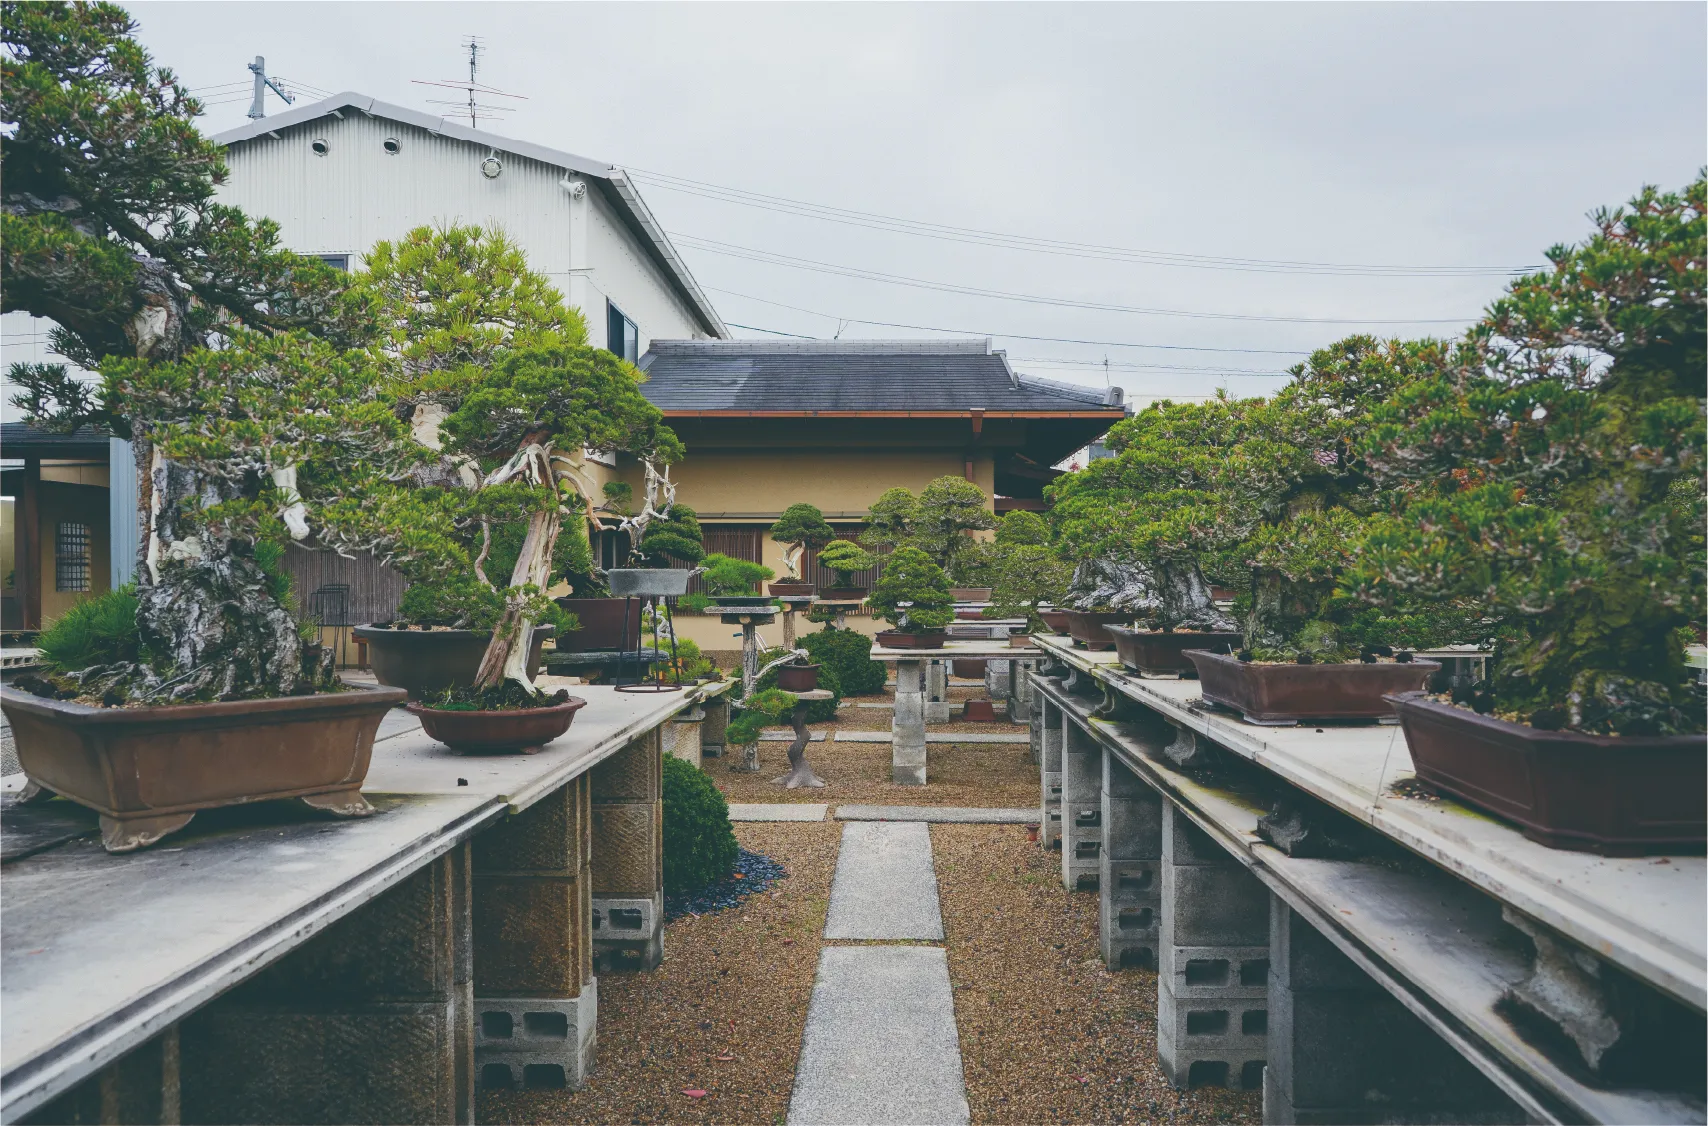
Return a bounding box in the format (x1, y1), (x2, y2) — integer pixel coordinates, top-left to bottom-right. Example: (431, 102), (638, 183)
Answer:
(1009, 633), (1039, 649)
(875, 630), (947, 650)
(949, 586), (993, 602)
(1388, 692), (1706, 855)
(1107, 625), (1242, 677)
(954, 607), (986, 620)
(711, 594), (774, 608)
(1061, 610), (1133, 651)
(1185, 649), (1437, 725)
(1, 685), (406, 852)
(963, 700), (999, 723)
(951, 658), (988, 679)
(819, 587), (867, 602)
(775, 663), (821, 691)
(356, 624), (553, 699)
(407, 696), (587, 754)
(768, 580), (816, 597)
(553, 597), (642, 652)
(1039, 609), (1073, 635)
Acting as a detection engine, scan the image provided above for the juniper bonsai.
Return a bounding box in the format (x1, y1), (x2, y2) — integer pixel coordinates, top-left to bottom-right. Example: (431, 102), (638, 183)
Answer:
(818, 539), (877, 587)
(867, 546), (955, 633)
(769, 503), (836, 580)
(633, 502), (705, 568)
(699, 553), (774, 597)
(1345, 176), (1705, 735)
(912, 476), (997, 583)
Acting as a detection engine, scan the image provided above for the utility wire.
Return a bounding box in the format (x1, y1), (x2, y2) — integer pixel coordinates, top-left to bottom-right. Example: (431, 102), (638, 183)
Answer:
(630, 167), (1541, 278)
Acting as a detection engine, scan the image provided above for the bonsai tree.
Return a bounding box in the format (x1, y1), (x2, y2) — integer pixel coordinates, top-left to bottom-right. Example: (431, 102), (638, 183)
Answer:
(1345, 175), (1705, 735)
(699, 553), (774, 597)
(912, 475), (997, 583)
(633, 502), (705, 569)
(867, 546), (955, 634)
(860, 487), (918, 551)
(769, 503), (836, 581)
(5, 3), (383, 702)
(800, 625), (887, 695)
(725, 686), (797, 747)
(818, 538), (877, 589)
(989, 544), (1073, 632)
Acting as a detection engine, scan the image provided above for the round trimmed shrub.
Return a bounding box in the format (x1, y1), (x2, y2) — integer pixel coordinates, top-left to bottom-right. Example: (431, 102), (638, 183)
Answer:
(801, 627), (886, 696)
(662, 755), (738, 894)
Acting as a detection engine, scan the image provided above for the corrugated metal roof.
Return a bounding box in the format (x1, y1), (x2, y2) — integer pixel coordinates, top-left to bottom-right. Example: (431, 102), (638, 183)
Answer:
(637, 340), (1125, 414)
(211, 93), (729, 340)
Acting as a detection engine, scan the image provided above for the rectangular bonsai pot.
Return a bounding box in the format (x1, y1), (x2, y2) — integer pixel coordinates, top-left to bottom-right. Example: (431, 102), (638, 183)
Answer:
(1184, 649), (1437, 724)
(949, 586), (993, 602)
(1, 685), (406, 852)
(1106, 626), (1242, 677)
(1388, 692), (1706, 855)
(1061, 610), (1133, 651)
(553, 597), (643, 652)
(768, 581), (816, 597)
(1039, 610), (1073, 635)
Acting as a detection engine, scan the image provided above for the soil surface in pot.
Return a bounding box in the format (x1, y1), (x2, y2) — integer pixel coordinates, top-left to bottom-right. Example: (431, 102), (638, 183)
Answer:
(408, 695), (587, 754)
(1185, 649), (1436, 724)
(1389, 692), (1706, 854)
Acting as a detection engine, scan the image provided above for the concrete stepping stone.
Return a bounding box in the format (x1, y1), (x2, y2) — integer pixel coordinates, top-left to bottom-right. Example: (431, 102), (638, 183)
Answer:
(833, 731), (1030, 744)
(824, 822), (943, 941)
(787, 946), (969, 1126)
(727, 803), (828, 822)
(835, 805), (1037, 824)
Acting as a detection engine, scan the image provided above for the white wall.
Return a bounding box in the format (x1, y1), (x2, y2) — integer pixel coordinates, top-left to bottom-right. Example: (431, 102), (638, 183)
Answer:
(583, 184), (705, 353)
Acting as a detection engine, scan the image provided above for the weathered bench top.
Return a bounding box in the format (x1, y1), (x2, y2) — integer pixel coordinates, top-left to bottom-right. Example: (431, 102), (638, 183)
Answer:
(869, 639), (1036, 661)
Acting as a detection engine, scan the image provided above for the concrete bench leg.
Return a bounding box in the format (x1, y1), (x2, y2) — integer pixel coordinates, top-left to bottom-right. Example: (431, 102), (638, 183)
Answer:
(925, 660), (950, 723)
(472, 777), (597, 1093)
(665, 705), (705, 769)
(1008, 658), (1035, 725)
(700, 695), (729, 759)
(1265, 896), (1523, 1124)
(591, 728), (665, 972)
(1100, 748), (1162, 969)
(983, 658), (1011, 702)
(1038, 696), (1063, 849)
(1159, 803), (1268, 1092)
(1060, 719), (1101, 891)
(180, 843), (474, 1122)
(24, 1028), (181, 1125)
(893, 657), (928, 785)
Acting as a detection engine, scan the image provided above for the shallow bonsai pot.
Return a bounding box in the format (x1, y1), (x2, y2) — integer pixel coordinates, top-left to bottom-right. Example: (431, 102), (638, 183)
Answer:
(356, 624), (553, 699)
(768, 581), (816, 597)
(963, 700), (999, 723)
(1107, 626), (1242, 678)
(1, 685), (405, 852)
(954, 607), (986, 620)
(607, 568), (693, 598)
(951, 658), (988, 679)
(1039, 610), (1073, 635)
(950, 586), (993, 603)
(1061, 610), (1133, 651)
(775, 663), (820, 691)
(407, 697), (587, 754)
(1388, 692), (1706, 855)
(1184, 649), (1437, 725)
(1009, 633), (1039, 649)
(553, 597), (644, 652)
(711, 594), (774, 607)
(819, 587), (867, 602)
(875, 630), (947, 650)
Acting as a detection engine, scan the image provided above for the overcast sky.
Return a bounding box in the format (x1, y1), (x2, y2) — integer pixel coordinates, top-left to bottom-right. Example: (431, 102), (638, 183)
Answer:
(16, 2), (1708, 407)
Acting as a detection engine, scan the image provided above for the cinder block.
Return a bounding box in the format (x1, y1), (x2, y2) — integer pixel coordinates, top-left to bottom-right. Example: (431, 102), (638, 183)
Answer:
(664, 710), (704, 767)
(1169, 866), (1272, 947)
(473, 873), (591, 996)
(592, 893), (663, 972)
(590, 730), (661, 802)
(1158, 979), (1267, 1092)
(474, 984), (598, 1092)
(701, 696), (729, 758)
(591, 802), (662, 896)
(1061, 720), (1102, 890)
(474, 778), (590, 874)
(28, 1026), (179, 1126)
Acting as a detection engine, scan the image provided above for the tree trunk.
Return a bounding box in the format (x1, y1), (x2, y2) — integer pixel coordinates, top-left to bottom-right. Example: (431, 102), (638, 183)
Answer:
(1154, 561), (1238, 632)
(471, 504), (561, 691)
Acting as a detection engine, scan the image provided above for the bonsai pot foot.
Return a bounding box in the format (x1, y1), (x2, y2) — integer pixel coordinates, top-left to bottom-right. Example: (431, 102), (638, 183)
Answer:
(18, 779), (54, 804)
(1240, 713), (1300, 727)
(299, 787), (378, 818)
(100, 811), (197, 853)
(1135, 669), (1183, 680)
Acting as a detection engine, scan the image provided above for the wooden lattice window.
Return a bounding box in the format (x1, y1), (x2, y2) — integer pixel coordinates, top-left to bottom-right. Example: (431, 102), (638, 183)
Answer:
(55, 522), (91, 592)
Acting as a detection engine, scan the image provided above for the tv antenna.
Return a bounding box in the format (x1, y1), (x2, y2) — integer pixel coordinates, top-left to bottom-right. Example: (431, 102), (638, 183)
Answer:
(411, 36), (525, 128)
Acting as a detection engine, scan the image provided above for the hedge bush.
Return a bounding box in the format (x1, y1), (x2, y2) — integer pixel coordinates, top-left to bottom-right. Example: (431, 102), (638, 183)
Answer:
(662, 755), (738, 894)
(801, 627), (886, 696)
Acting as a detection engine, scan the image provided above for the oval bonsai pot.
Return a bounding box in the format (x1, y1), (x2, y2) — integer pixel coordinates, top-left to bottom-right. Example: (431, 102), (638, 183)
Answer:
(607, 568), (694, 597)
(553, 597), (643, 652)
(1039, 609), (1074, 635)
(875, 630), (948, 650)
(1, 685), (406, 852)
(355, 624), (553, 699)
(775, 663), (820, 692)
(768, 580), (816, 597)
(1061, 610), (1133, 651)
(819, 587), (867, 602)
(1107, 625), (1243, 678)
(407, 696), (587, 754)
(949, 586), (993, 603)
(1387, 692), (1706, 855)
(1184, 649), (1437, 725)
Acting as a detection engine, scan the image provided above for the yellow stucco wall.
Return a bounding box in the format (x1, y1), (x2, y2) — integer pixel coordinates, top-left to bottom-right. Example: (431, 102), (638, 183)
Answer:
(37, 482), (111, 625)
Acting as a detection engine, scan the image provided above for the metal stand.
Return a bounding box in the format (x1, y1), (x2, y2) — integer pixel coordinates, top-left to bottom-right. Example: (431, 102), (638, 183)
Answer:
(615, 595), (682, 693)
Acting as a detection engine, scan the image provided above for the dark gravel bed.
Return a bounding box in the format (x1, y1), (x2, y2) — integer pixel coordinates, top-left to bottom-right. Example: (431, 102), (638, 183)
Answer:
(665, 847), (788, 921)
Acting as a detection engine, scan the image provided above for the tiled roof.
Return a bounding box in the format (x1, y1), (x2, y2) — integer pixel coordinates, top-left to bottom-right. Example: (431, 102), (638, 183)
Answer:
(1, 423), (112, 456)
(637, 340), (1125, 414)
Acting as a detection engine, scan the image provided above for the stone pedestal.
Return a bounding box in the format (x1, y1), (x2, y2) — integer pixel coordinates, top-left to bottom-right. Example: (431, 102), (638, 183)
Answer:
(700, 694), (729, 759)
(893, 657), (928, 785)
(180, 844), (476, 1120)
(925, 660), (950, 723)
(1060, 718), (1102, 891)
(1265, 896), (1522, 1124)
(983, 658), (1012, 701)
(1100, 748), (1163, 970)
(664, 705), (704, 768)
(1007, 658), (1035, 724)
(1159, 803), (1268, 1092)
(1038, 695), (1064, 848)
(590, 729), (665, 972)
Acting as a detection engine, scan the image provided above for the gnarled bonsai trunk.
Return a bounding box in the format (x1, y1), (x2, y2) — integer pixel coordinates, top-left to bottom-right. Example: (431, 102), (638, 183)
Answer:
(472, 443), (563, 691)
(1154, 561), (1238, 633)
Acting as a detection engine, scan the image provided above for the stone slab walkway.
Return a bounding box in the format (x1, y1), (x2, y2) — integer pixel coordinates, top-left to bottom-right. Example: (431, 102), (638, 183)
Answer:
(824, 822), (943, 940)
(787, 946), (969, 1125)
(727, 803), (828, 822)
(836, 805), (1038, 824)
(834, 731), (1030, 744)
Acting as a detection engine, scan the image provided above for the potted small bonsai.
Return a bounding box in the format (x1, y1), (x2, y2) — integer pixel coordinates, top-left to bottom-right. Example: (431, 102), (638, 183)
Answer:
(701, 553), (776, 607)
(769, 503), (836, 596)
(868, 546), (956, 649)
(1050, 399), (1244, 675)
(816, 538), (878, 600)
(357, 573), (559, 699)
(1346, 176), (1705, 853)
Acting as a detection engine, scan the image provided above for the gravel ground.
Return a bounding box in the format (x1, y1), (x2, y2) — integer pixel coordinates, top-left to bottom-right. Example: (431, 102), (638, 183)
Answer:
(480, 822), (840, 1126)
(934, 824), (1261, 1126)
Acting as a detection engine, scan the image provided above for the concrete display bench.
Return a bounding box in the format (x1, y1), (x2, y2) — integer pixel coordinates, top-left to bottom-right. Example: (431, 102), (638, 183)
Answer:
(1028, 632), (1706, 1124)
(868, 639), (1035, 785)
(1, 678), (732, 1125)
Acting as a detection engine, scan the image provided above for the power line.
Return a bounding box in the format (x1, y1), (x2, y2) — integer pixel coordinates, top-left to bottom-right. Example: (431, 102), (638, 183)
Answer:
(629, 167), (1541, 278)
(678, 240), (1475, 326)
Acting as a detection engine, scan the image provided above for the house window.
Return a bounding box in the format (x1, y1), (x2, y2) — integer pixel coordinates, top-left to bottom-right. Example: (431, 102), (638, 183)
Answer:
(316, 254), (350, 271)
(55, 522), (90, 593)
(606, 301), (638, 364)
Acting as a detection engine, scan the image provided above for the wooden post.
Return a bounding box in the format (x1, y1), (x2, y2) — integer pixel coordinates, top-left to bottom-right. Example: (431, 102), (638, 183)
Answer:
(19, 458), (40, 630)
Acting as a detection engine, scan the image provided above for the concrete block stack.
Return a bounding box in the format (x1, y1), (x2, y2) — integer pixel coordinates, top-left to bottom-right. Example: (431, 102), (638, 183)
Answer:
(590, 728), (665, 972)
(1100, 748), (1163, 970)
(1037, 697), (1065, 850)
(1059, 719), (1102, 891)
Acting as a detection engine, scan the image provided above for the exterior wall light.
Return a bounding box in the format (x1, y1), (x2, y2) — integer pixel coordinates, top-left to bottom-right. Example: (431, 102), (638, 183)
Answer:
(480, 154), (503, 179)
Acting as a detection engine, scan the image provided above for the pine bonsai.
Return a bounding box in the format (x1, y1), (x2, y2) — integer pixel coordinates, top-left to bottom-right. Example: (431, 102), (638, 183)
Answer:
(860, 487), (918, 551)
(912, 476), (997, 583)
(633, 502), (705, 568)
(818, 539), (877, 588)
(867, 546), (955, 634)
(769, 503), (836, 580)
(699, 553), (773, 597)
(801, 625), (887, 695)
(1345, 176), (1705, 735)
